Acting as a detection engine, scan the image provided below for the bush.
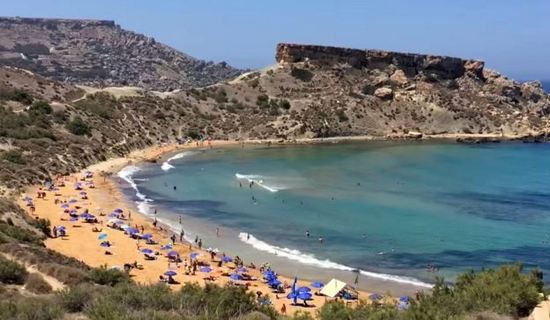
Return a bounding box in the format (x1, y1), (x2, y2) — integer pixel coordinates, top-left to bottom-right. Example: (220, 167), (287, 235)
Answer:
(0, 222), (42, 244)
(1, 150), (25, 164)
(0, 296), (63, 320)
(336, 109), (349, 122)
(362, 84), (376, 95)
(0, 88), (33, 105)
(29, 100), (53, 115)
(31, 218), (51, 238)
(88, 265), (130, 286)
(57, 284), (95, 312)
(65, 116), (91, 136)
(25, 273), (52, 294)
(0, 255), (28, 284)
(291, 67), (314, 82)
(75, 93), (119, 119)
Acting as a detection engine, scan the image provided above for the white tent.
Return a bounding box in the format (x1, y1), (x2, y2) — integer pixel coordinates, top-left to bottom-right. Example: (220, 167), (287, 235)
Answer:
(320, 278), (347, 298)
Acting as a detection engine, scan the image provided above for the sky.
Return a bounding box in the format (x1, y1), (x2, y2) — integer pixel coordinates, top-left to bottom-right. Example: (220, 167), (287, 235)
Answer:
(2, 0), (549, 80)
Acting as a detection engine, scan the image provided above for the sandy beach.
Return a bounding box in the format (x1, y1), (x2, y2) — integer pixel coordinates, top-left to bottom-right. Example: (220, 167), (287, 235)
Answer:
(19, 140), (382, 316)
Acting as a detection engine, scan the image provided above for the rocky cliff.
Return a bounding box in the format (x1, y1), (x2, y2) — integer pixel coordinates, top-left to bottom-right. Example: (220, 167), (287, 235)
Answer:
(0, 17), (242, 90)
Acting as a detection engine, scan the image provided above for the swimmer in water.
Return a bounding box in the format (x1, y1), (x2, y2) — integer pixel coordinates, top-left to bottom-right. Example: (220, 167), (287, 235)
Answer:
(173, 186), (177, 190)
(306, 230), (310, 237)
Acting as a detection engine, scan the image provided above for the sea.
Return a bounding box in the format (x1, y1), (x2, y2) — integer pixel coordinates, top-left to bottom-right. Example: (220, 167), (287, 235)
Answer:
(117, 141), (550, 294)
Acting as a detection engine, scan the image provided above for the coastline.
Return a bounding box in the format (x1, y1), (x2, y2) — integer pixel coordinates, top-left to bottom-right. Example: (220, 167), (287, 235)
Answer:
(20, 134), (540, 313)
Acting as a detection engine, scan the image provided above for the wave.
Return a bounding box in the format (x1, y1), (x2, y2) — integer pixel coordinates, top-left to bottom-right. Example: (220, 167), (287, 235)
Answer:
(161, 151), (196, 172)
(235, 173), (286, 193)
(117, 165), (153, 214)
(238, 232), (433, 288)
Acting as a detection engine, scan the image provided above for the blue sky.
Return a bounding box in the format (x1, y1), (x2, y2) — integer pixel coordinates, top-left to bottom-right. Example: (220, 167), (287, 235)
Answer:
(3, 0), (549, 80)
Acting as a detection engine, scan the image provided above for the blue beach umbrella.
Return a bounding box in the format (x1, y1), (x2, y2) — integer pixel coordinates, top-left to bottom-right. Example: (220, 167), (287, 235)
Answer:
(164, 270), (177, 277)
(98, 233), (108, 240)
(298, 291), (312, 301)
(268, 279), (281, 287)
(68, 199), (77, 204)
(222, 256), (233, 263)
(311, 281), (324, 288)
(190, 252), (199, 259)
(56, 226), (66, 231)
(141, 234), (153, 240)
(126, 227), (139, 234)
(160, 244), (172, 250)
(23, 196), (32, 201)
(69, 217), (79, 222)
(114, 208), (123, 213)
(108, 212), (119, 218)
(141, 248), (153, 255)
(200, 267), (212, 273)
(61, 204), (70, 209)
(399, 296), (410, 303)
(167, 251), (179, 257)
(79, 191), (87, 195)
(369, 293), (383, 301)
(297, 286), (311, 293)
(229, 273), (243, 281)
(100, 242), (110, 247)
(237, 267), (248, 273)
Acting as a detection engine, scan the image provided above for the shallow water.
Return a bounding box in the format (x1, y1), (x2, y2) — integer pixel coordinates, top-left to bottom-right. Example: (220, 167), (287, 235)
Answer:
(117, 141), (550, 291)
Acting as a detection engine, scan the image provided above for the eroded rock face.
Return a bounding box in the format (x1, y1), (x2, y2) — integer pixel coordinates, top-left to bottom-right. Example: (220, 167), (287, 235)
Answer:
(0, 17), (243, 91)
(276, 43), (484, 80)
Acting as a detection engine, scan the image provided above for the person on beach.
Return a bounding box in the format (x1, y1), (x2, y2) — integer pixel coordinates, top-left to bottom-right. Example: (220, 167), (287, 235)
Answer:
(170, 234), (176, 245)
(52, 226), (57, 238)
(180, 229), (185, 242)
(128, 211), (132, 220)
(247, 233), (250, 241)
(281, 303), (287, 315)
(154, 208), (157, 215)
(249, 181), (254, 189)
(153, 218), (158, 228)
(198, 238), (202, 249)
(179, 216), (182, 224)
(194, 236), (198, 244)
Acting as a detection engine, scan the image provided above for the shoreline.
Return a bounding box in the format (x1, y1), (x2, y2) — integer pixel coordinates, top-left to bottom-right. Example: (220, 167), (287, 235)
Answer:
(20, 135), (537, 313)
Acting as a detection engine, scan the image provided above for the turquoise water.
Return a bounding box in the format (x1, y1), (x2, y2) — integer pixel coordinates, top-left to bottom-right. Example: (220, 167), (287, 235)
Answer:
(119, 142), (550, 288)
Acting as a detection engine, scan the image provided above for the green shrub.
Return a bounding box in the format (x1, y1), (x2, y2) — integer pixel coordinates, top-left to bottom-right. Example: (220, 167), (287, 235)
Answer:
(0, 296), (63, 320)
(0, 255), (28, 284)
(291, 67), (314, 82)
(57, 284), (95, 312)
(362, 84), (376, 95)
(279, 99), (291, 110)
(29, 100), (53, 115)
(1, 150), (25, 164)
(0, 88), (33, 105)
(88, 265), (130, 286)
(65, 116), (91, 136)
(336, 109), (349, 122)
(25, 273), (53, 294)
(75, 92), (119, 119)
(0, 222), (42, 244)
(31, 218), (51, 238)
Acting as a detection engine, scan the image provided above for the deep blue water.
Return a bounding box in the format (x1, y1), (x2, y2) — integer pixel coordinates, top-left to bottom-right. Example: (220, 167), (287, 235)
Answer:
(119, 142), (550, 287)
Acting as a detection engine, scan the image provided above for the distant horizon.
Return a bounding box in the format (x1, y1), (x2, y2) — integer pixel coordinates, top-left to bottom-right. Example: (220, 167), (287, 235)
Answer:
(2, 1), (550, 81)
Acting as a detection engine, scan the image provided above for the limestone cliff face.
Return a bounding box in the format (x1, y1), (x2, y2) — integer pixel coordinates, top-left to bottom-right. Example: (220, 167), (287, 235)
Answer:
(0, 17), (242, 91)
(276, 43), (485, 80)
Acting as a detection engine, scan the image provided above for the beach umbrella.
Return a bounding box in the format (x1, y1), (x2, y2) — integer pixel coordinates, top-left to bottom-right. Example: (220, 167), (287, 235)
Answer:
(222, 256), (233, 263)
(79, 191), (87, 195)
(141, 234), (153, 240)
(100, 242), (110, 247)
(107, 218), (120, 225)
(141, 248), (154, 255)
(23, 196), (32, 201)
(164, 270), (177, 277)
(69, 217), (79, 222)
(237, 267), (248, 273)
(114, 208), (123, 213)
(200, 267), (212, 273)
(311, 281), (324, 288)
(190, 252), (199, 259)
(98, 233), (108, 240)
(126, 227), (139, 234)
(297, 286), (311, 293)
(119, 224), (130, 230)
(108, 212), (119, 218)
(268, 279), (281, 287)
(56, 226), (66, 231)
(61, 204), (70, 209)
(399, 296), (410, 303)
(160, 244), (172, 250)
(369, 293), (383, 301)
(69, 199), (77, 203)
(298, 291), (312, 301)
(229, 273), (243, 281)
(167, 250), (179, 257)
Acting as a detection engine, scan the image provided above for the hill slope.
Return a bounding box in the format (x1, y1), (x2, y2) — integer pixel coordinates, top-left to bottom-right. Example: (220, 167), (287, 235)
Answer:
(0, 17), (242, 91)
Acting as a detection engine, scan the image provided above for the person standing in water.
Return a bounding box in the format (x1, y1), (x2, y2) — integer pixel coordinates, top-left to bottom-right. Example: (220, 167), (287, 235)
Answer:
(306, 230), (310, 238)
(216, 227), (220, 237)
(179, 216), (182, 224)
(180, 229), (185, 242)
(318, 236), (324, 244)
(198, 238), (202, 249)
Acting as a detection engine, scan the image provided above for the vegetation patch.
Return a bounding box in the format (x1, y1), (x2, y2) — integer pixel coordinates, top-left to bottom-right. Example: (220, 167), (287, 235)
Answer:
(0, 255), (28, 285)
(291, 67), (314, 82)
(25, 273), (53, 294)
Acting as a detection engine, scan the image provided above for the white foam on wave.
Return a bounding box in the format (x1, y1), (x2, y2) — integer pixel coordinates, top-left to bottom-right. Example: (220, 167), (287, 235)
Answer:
(238, 232), (433, 288)
(117, 165), (153, 214)
(161, 151), (196, 172)
(235, 173), (286, 193)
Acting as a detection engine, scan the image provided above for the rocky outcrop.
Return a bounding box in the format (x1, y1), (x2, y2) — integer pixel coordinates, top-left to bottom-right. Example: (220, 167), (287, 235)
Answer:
(276, 43), (485, 80)
(0, 17), (243, 91)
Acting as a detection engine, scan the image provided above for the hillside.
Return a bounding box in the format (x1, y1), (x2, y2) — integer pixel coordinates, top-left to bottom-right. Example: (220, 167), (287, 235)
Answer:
(0, 17), (242, 91)
(180, 43), (549, 139)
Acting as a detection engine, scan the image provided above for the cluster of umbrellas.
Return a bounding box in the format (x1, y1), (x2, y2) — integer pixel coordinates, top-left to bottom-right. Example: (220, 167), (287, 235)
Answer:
(287, 277), (315, 304)
(263, 270), (282, 288)
(228, 266), (249, 281)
